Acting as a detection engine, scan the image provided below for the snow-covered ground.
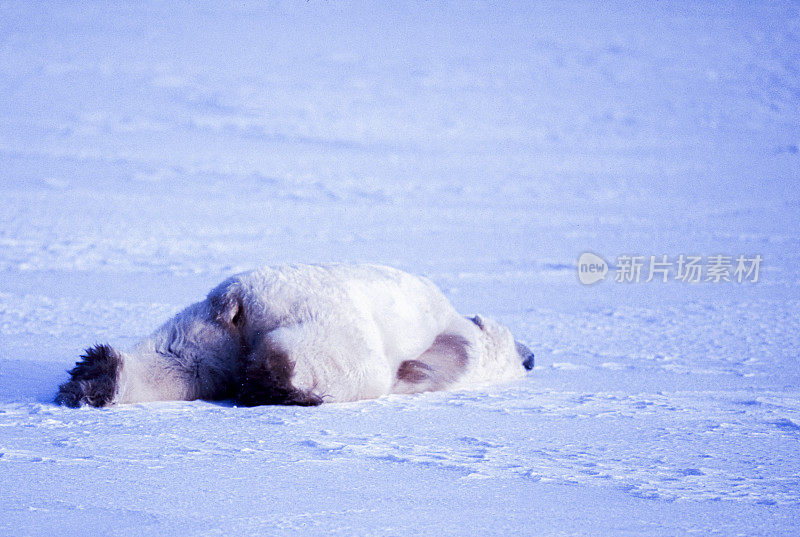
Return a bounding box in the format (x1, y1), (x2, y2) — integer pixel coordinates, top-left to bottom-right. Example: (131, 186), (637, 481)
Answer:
(1, 1), (799, 535)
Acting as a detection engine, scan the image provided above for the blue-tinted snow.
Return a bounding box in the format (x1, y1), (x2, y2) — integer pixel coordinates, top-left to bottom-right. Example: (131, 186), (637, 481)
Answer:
(1, 1), (799, 535)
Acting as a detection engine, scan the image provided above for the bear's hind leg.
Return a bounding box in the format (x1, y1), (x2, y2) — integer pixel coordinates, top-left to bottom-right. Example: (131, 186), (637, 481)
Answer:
(235, 339), (323, 407)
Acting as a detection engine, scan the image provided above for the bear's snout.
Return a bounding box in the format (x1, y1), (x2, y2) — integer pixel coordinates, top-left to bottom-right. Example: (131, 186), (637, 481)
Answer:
(515, 341), (535, 371)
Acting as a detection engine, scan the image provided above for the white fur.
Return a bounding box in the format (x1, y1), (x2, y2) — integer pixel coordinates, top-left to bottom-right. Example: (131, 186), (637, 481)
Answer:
(110, 264), (529, 405)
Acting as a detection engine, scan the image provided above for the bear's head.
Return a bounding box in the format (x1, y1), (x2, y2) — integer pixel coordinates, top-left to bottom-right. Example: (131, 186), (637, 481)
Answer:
(470, 314), (534, 372)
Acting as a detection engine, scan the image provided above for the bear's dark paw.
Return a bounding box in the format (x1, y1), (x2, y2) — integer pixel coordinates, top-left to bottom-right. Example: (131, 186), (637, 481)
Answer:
(55, 344), (120, 408)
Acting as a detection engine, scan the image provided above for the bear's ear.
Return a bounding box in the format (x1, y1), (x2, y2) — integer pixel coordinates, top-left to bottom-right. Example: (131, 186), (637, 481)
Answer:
(209, 284), (244, 333)
(468, 315), (485, 330)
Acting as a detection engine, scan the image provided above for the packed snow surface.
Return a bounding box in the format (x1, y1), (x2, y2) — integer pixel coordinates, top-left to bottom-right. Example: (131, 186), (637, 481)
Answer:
(1, 1), (799, 535)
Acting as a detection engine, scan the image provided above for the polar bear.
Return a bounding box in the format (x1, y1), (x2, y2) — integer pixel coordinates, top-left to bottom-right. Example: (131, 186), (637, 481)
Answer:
(56, 264), (534, 407)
